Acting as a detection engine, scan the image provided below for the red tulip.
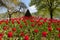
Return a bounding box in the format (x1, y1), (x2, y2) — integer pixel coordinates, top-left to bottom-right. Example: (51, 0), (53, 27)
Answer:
(36, 19), (39, 23)
(42, 32), (47, 37)
(0, 37), (2, 40)
(52, 19), (57, 23)
(0, 33), (4, 38)
(38, 22), (43, 26)
(43, 18), (47, 22)
(39, 17), (43, 20)
(11, 18), (15, 24)
(24, 35), (29, 40)
(57, 20), (60, 23)
(15, 18), (18, 20)
(12, 27), (16, 32)
(30, 19), (34, 22)
(11, 20), (14, 24)
(56, 27), (60, 32)
(20, 32), (25, 37)
(31, 24), (35, 27)
(58, 33), (60, 38)
(0, 20), (3, 24)
(20, 24), (23, 28)
(19, 18), (21, 20)
(48, 21), (51, 25)
(23, 20), (27, 23)
(49, 18), (52, 22)
(3, 26), (8, 30)
(16, 20), (20, 24)
(8, 31), (13, 38)
(4, 19), (9, 25)
(48, 27), (52, 32)
(24, 16), (29, 20)
(34, 29), (39, 33)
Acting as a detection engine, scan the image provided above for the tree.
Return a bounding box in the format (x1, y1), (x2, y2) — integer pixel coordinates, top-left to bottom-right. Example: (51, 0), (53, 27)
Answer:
(0, 0), (7, 7)
(30, 0), (60, 19)
(0, 0), (27, 19)
(0, 0), (20, 19)
(19, 2), (27, 13)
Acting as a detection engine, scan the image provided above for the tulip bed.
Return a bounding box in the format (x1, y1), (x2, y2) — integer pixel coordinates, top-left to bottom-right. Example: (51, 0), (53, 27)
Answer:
(0, 16), (60, 40)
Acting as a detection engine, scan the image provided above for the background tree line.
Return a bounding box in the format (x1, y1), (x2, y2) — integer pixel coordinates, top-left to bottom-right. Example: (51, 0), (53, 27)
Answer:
(30, 0), (60, 19)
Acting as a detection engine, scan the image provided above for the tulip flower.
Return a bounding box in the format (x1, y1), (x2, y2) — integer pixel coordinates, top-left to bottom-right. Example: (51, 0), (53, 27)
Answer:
(31, 24), (35, 27)
(16, 20), (20, 24)
(30, 19), (34, 22)
(20, 32), (25, 37)
(48, 27), (52, 32)
(8, 31), (13, 38)
(3, 26), (8, 30)
(11, 20), (14, 24)
(38, 22), (43, 26)
(19, 24), (23, 28)
(34, 29), (39, 33)
(42, 31), (47, 37)
(56, 27), (60, 32)
(4, 19), (9, 25)
(24, 35), (29, 40)
(12, 27), (16, 32)
(0, 33), (4, 38)
(58, 33), (60, 38)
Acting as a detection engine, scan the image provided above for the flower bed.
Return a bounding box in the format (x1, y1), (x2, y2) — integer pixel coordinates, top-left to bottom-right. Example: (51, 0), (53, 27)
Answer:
(0, 16), (60, 40)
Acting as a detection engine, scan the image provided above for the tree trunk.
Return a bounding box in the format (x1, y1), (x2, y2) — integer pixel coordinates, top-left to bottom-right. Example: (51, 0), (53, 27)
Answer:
(9, 14), (11, 18)
(50, 9), (53, 19)
(49, 0), (54, 19)
(8, 13), (12, 21)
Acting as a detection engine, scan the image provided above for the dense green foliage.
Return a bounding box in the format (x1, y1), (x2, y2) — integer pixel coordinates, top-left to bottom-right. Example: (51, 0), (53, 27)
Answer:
(30, 0), (60, 18)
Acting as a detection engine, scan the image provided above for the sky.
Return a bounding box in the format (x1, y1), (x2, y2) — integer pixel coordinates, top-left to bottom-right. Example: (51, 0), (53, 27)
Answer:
(0, 6), (7, 14)
(0, 0), (37, 14)
(21, 0), (30, 7)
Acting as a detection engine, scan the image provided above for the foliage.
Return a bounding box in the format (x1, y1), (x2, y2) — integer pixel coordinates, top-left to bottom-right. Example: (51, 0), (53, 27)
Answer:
(30, 0), (60, 18)
(0, 0), (27, 19)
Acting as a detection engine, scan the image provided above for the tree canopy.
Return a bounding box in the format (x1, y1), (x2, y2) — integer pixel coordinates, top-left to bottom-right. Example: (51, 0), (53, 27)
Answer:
(0, 0), (27, 19)
(30, 0), (60, 18)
